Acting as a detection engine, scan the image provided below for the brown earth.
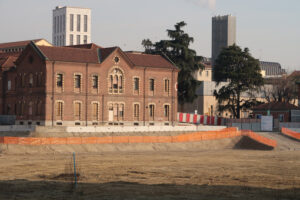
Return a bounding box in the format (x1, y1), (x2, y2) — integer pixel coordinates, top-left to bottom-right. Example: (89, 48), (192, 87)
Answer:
(0, 148), (299, 199)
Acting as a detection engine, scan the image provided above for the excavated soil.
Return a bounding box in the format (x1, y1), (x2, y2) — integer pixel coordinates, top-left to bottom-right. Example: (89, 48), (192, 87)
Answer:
(0, 132), (299, 199)
(0, 150), (299, 199)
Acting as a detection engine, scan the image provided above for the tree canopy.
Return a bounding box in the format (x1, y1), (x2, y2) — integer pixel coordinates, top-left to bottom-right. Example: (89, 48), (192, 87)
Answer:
(213, 44), (264, 119)
(142, 21), (203, 105)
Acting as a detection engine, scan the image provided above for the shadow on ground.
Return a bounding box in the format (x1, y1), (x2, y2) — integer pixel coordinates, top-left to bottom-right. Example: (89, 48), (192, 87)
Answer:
(234, 136), (274, 150)
(0, 179), (298, 200)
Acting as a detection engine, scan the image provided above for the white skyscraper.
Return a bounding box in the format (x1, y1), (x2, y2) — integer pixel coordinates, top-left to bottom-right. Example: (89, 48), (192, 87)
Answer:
(52, 6), (91, 46)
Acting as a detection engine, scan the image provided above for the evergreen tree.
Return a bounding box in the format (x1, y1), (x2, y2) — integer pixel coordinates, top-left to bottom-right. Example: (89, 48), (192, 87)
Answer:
(213, 44), (264, 119)
(142, 21), (203, 105)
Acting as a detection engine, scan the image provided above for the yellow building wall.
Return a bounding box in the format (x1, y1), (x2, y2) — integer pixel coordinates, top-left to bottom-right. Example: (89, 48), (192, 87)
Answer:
(35, 39), (52, 46)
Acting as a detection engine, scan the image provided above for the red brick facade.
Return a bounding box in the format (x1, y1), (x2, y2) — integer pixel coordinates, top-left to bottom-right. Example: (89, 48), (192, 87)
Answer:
(0, 42), (178, 126)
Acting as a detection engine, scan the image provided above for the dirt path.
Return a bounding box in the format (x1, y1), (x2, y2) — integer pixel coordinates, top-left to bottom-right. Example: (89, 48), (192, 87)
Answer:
(0, 150), (299, 199)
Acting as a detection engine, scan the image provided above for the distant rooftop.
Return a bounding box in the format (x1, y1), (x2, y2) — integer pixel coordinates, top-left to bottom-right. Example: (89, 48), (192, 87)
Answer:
(253, 102), (300, 111)
(54, 6), (91, 10)
(259, 61), (286, 77)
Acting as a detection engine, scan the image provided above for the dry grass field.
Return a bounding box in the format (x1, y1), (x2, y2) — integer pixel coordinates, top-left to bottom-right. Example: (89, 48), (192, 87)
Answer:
(0, 149), (299, 199)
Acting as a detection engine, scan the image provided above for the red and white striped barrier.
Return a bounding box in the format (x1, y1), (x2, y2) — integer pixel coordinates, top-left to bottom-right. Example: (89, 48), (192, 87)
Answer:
(177, 113), (224, 126)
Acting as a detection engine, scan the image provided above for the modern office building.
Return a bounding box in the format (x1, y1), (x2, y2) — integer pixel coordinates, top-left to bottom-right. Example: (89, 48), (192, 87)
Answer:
(211, 15), (236, 66)
(52, 6), (91, 46)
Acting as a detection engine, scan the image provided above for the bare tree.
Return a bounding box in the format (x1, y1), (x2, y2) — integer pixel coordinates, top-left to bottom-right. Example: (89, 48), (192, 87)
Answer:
(262, 76), (298, 104)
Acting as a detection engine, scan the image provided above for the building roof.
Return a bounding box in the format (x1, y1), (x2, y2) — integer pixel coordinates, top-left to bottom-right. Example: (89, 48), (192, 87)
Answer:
(37, 45), (100, 63)
(0, 56), (18, 71)
(252, 102), (300, 111)
(289, 71), (300, 78)
(16, 42), (177, 70)
(202, 62), (212, 69)
(65, 43), (102, 49)
(259, 61), (286, 76)
(0, 51), (21, 58)
(0, 39), (43, 49)
(125, 52), (177, 69)
(99, 47), (118, 61)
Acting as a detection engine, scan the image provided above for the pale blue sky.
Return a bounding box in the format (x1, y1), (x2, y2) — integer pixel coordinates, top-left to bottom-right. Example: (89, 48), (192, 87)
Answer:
(0, 0), (299, 72)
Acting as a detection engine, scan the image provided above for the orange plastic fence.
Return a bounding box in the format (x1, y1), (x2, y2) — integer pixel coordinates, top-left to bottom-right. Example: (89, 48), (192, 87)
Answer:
(0, 127), (276, 148)
(281, 127), (300, 141)
(241, 130), (277, 148)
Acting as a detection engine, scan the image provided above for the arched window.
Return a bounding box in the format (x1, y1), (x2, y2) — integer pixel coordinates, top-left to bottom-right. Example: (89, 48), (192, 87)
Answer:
(109, 68), (124, 94)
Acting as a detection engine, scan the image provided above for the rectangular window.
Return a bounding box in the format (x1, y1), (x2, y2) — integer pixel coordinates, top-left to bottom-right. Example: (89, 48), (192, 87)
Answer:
(37, 73), (42, 87)
(77, 35), (80, 45)
(164, 79), (170, 93)
(56, 102), (63, 117)
(149, 79), (154, 91)
(149, 104), (155, 120)
(74, 102), (81, 117)
(53, 16), (56, 33)
(134, 104), (139, 120)
(56, 74), (63, 87)
(60, 15), (63, 33)
(75, 74), (81, 88)
(70, 14), (74, 31)
(92, 103), (98, 120)
(84, 15), (88, 32)
(120, 104), (124, 119)
(56, 16), (59, 33)
(29, 74), (33, 88)
(77, 14), (81, 32)
(279, 114), (284, 122)
(134, 78), (139, 91)
(92, 75), (98, 89)
(62, 35), (65, 46)
(63, 14), (65, 32)
(164, 105), (170, 119)
(206, 71), (209, 77)
(70, 34), (73, 45)
(22, 74), (25, 87)
(7, 80), (11, 90)
(84, 35), (87, 44)
(59, 15), (61, 33)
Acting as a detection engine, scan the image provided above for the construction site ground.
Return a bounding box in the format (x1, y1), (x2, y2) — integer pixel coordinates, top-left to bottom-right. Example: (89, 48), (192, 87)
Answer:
(0, 131), (299, 199)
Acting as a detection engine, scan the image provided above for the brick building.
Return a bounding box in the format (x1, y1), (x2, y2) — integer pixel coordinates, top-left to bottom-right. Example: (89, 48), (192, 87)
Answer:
(252, 102), (300, 122)
(0, 42), (178, 126)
